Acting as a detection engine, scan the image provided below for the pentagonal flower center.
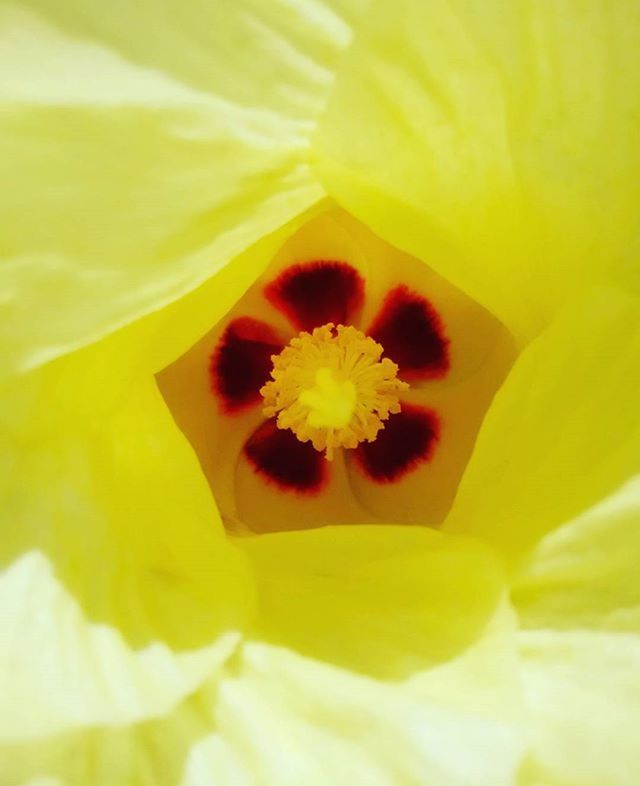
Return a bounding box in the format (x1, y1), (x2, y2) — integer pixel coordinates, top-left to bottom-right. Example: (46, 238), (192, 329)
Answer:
(260, 323), (408, 459)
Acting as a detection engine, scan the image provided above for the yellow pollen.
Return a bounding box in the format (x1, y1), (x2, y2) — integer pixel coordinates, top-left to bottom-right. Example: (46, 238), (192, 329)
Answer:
(261, 323), (409, 459)
(299, 368), (357, 430)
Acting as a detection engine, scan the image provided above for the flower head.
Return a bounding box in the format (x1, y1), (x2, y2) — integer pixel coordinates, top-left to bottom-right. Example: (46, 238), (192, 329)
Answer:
(2, 1), (640, 785)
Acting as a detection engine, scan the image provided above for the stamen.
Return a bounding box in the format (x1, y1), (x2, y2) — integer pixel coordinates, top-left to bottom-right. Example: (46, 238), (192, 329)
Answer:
(261, 324), (409, 459)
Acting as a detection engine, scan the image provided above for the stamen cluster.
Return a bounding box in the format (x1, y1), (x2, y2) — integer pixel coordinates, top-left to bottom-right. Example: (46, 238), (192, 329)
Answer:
(261, 324), (408, 459)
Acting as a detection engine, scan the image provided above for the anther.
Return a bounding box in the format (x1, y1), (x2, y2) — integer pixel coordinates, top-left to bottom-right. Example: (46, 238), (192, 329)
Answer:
(261, 324), (408, 459)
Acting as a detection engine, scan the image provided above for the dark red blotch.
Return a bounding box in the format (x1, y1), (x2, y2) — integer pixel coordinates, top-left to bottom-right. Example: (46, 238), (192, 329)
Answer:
(354, 405), (439, 483)
(264, 260), (365, 332)
(210, 317), (283, 414)
(243, 420), (327, 493)
(367, 286), (449, 378)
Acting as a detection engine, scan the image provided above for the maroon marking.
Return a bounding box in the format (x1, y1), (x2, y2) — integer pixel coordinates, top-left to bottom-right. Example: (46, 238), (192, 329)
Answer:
(243, 420), (328, 494)
(210, 317), (283, 414)
(353, 405), (439, 483)
(367, 286), (449, 378)
(264, 260), (365, 332)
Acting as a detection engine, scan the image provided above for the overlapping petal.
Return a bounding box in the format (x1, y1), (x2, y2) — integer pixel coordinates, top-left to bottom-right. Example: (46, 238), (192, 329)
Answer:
(1, 0), (639, 782)
(0, 686), (211, 786)
(517, 631), (640, 786)
(181, 642), (524, 786)
(513, 479), (640, 631)
(510, 480), (640, 785)
(239, 525), (505, 679)
(445, 287), (640, 563)
(0, 0), (361, 377)
(0, 296), (261, 745)
(0, 553), (238, 742)
(313, 0), (640, 342)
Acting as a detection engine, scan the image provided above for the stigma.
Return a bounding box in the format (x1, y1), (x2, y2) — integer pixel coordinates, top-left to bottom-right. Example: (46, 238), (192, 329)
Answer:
(261, 324), (409, 459)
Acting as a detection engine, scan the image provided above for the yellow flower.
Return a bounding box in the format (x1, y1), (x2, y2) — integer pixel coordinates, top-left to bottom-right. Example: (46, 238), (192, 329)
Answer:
(1, 2), (639, 786)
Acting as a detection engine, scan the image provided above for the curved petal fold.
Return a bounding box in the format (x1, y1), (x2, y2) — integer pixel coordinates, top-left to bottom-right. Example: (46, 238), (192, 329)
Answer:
(314, 0), (640, 341)
(239, 525), (505, 678)
(517, 630), (640, 786)
(0, 323), (253, 659)
(445, 287), (640, 562)
(0, 552), (238, 742)
(513, 478), (640, 632)
(0, 684), (211, 785)
(181, 642), (524, 786)
(0, 0), (361, 376)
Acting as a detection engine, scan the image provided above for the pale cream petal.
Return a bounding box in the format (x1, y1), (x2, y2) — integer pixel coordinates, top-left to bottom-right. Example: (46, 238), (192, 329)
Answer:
(0, 552), (238, 742)
(181, 642), (525, 786)
(513, 478), (640, 632)
(1, 682), (214, 786)
(518, 630), (640, 786)
(405, 600), (525, 726)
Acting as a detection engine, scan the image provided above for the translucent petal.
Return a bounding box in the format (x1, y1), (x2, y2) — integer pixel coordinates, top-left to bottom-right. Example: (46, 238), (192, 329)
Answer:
(1, 213), (382, 739)
(181, 642), (524, 786)
(0, 0), (361, 376)
(0, 683), (213, 786)
(444, 287), (640, 563)
(313, 0), (640, 342)
(9, 0), (362, 109)
(405, 600), (525, 725)
(0, 553), (238, 742)
(513, 478), (640, 632)
(238, 525), (504, 678)
(0, 314), (254, 698)
(518, 630), (640, 786)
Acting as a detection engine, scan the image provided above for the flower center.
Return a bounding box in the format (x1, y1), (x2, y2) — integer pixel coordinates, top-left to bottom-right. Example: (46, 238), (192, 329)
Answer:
(261, 323), (408, 459)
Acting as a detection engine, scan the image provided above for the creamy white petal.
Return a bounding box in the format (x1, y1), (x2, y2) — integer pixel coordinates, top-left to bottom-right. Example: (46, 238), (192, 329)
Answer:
(0, 552), (239, 742)
(181, 643), (525, 786)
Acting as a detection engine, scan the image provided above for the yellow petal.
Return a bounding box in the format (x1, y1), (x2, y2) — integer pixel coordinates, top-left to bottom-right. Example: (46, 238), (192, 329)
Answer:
(444, 287), (640, 563)
(0, 0), (360, 376)
(0, 552), (238, 741)
(0, 318), (253, 661)
(513, 478), (640, 632)
(313, 0), (640, 342)
(239, 525), (504, 679)
(517, 630), (640, 786)
(181, 642), (524, 786)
